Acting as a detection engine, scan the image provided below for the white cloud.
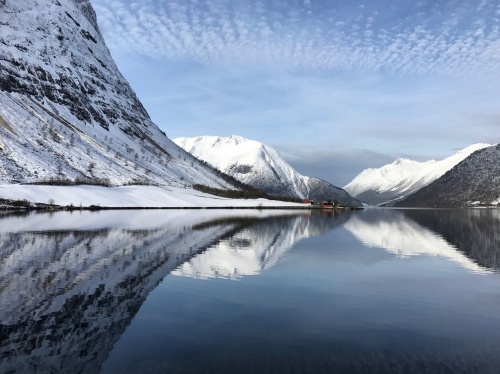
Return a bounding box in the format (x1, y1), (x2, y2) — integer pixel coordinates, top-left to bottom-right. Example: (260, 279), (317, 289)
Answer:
(89, 0), (500, 178)
(90, 0), (500, 76)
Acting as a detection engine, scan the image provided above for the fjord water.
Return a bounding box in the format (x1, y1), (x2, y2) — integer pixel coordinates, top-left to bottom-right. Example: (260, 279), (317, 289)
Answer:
(1, 209), (500, 373)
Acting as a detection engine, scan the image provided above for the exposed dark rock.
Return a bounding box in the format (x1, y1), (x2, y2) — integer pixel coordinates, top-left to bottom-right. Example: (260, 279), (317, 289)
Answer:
(306, 177), (363, 207)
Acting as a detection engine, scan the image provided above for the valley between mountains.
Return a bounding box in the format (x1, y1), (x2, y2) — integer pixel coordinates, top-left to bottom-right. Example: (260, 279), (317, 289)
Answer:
(0, 0), (498, 208)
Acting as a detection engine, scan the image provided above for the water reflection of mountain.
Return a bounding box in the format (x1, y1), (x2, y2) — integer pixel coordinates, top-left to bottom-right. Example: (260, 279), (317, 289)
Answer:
(0, 209), (351, 373)
(403, 209), (500, 271)
(0, 227), (233, 373)
(344, 209), (491, 273)
(173, 210), (352, 280)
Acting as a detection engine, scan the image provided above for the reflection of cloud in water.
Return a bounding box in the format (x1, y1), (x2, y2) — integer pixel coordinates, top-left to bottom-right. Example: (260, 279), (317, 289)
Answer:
(344, 209), (490, 274)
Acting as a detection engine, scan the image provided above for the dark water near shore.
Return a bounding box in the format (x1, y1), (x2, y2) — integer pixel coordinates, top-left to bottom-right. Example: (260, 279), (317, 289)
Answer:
(1, 208), (500, 373)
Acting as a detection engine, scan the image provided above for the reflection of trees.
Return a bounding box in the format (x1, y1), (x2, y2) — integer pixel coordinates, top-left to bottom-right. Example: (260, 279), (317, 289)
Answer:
(0, 210), (32, 219)
(404, 209), (500, 271)
(0, 210), (355, 373)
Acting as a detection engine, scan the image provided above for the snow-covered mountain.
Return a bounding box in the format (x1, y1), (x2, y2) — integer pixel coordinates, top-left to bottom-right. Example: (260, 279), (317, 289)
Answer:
(174, 135), (363, 207)
(344, 143), (490, 205)
(175, 135), (308, 197)
(395, 144), (500, 207)
(0, 0), (234, 189)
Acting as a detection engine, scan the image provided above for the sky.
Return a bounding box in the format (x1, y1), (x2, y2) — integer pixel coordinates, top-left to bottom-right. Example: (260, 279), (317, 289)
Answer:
(90, 0), (500, 186)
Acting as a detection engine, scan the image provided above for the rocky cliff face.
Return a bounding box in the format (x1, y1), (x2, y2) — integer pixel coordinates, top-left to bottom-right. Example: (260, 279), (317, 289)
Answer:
(0, 0), (233, 188)
(0, 0), (149, 131)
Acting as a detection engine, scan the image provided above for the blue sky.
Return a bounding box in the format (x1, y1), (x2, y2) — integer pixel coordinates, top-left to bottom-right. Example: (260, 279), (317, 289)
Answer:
(91, 0), (500, 186)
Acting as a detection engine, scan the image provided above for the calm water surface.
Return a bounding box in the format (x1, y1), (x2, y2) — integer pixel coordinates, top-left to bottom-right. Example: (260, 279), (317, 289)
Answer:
(1, 208), (500, 373)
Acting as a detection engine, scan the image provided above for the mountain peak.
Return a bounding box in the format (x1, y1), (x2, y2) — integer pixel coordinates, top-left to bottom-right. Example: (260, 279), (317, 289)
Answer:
(455, 143), (491, 155)
(395, 144), (499, 207)
(344, 143), (491, 205)
(174, 135), (363, 207)
(226, 135), (248, 145)
(393, 157), (407, 165)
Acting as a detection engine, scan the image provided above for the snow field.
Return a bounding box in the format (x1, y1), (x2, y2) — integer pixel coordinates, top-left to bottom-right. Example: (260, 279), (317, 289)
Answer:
(0, 184), (308, 208)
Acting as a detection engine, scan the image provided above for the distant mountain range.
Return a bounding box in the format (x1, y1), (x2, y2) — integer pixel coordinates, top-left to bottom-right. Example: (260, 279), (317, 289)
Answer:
(174, 135), (363, 207)
(344, 143), (491, 206)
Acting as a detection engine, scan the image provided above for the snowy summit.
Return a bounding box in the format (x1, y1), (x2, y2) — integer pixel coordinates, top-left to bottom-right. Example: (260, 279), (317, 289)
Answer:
(344, 143), (490, 206)
(174, 135), (363, 207)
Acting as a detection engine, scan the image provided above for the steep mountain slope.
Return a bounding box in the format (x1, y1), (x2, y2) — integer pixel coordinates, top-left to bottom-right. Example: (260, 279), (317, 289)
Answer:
(0, 0), (233, 188)
(395, 144), (500, 207)
(344, 143), (490, 205)
(174, 135), (363, 206)
(175, 135), (308, 197)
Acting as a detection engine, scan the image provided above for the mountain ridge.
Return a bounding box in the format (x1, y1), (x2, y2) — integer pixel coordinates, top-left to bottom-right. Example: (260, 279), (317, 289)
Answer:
(174, 135), (363, 207)
(344, 143), (490, 205)
(395, 144), (500, 207)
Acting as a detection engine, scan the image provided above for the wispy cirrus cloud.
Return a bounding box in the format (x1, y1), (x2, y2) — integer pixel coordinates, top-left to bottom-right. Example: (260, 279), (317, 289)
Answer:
(92, 0), (500, 76)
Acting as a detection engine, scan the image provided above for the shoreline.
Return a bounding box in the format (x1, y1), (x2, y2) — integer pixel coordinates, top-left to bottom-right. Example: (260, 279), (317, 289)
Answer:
(0, 184), (366, 211)
(0, 202), (364, 212)
(0, 184), (364, 211)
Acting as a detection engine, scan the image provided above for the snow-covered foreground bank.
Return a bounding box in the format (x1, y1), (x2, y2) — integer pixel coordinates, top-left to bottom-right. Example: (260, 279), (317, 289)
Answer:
(0, 184), (307, 208)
